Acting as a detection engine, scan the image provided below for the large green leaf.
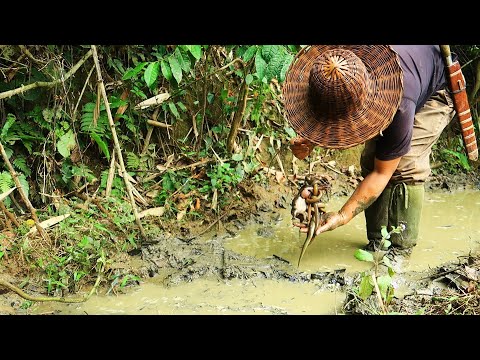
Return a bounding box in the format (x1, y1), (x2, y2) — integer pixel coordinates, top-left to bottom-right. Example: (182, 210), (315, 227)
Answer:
(242, 46), (257, 62)
(144, 62), (160, 88)
(381, 226), (390, 239)
(377, 275), (392, 301)
(255, 51), (267, 82)
(264, 46), (287, 83)
(13, 157), (31, 177)
(57, 130), (76, 158)
(279, 53), (294, 83)
(354, 249), (374, 262)
(175, 47), (191, 73)
(161, 60), (173, 82)
(358, 274), (374, 300)
(261, 45), (279, 62)
(168, 102), (180, 119)
(254, 46), (292, 83)
(168, 56), (182, 84)
(187, 45), (202, 60)
(122, 62), (147, 80)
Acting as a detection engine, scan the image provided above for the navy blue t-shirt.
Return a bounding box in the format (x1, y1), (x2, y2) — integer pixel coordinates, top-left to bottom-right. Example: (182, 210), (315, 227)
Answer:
(374, 45), (448, 160)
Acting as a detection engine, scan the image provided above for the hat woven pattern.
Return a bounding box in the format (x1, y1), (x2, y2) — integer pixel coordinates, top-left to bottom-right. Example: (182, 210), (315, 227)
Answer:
(283, 45), (404, 149)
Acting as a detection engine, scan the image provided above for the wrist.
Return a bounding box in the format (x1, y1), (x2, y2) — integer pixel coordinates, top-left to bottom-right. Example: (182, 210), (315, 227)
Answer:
(338, 210), (349, 225)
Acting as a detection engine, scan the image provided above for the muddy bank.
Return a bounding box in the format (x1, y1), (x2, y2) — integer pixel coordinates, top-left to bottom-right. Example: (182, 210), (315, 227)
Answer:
(1, 167), (479, 315)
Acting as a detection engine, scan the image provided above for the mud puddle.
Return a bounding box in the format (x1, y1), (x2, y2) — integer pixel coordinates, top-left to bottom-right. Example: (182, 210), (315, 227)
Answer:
(32, 189), (480, 315)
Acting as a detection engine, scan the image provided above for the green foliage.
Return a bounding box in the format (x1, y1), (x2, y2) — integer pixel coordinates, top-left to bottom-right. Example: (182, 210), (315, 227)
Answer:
(254, 45), (294, 84)
(59, 160), (96, 189)
(57, 130), (76, 158)
(0, 171), (14, 208)
(126, 152), (140, 170)
(36, 234), (108, 295)
(201, 162), (244, 195)
(80, 101), (114, 160)
(12, 157), (31, 177)
(441, 149), (471, 172)
(354, 225), (404, 313)
(144, 62), (160, 88)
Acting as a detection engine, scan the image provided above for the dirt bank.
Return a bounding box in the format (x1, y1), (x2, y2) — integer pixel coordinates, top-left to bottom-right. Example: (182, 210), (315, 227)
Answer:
(1, 161), (479, 315)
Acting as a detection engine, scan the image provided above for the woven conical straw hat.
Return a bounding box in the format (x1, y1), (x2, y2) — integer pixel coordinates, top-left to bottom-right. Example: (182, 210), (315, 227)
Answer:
(283, 45), (404, 149)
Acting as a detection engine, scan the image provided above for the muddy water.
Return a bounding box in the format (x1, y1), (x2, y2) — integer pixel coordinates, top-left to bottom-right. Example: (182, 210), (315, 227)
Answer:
(226, 189), (480, 274)
(32, 189), (480, 315)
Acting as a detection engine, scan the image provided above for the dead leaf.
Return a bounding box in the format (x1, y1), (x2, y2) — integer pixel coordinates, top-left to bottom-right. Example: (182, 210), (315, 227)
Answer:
(114, 89), (129, 122)
(194, 198), (200, 210)
(211, 188), (218, 210)
(177, 209), (187, 221)
(138, 207), (165, 219)
(0, 187), (16, 202)
(275, 170), (284, 184)
(27, 214), (70, 235)
(292, 157), (299, 177)
(464, 266), (478, 281)
(348, 165), (355, 177)
(135, 92), (170, 110)
(146, 190), (159, 198)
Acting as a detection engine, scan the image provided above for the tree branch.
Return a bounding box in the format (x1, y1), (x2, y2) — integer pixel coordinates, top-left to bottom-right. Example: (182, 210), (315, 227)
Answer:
(90, 45), (147, 241)
(0, 140), (50, 241)
(0, 49), (93, 100)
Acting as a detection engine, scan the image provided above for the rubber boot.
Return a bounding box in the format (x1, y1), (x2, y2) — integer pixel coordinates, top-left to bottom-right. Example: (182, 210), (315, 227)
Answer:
(364, 186), (392, 250)
(388, 183), (424, 249)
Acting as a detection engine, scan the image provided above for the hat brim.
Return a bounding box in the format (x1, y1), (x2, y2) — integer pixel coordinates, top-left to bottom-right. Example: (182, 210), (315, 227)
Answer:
(283, 45), (404, 149)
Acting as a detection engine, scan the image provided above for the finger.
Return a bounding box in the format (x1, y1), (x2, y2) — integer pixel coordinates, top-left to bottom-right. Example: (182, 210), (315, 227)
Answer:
(315, 223), (331, 236)
(301, 187), (313, 198)
(293, 222), (307, 228)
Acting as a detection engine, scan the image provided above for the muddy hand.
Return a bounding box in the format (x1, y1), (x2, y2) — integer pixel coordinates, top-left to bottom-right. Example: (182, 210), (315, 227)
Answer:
(299, 211), (346, 236)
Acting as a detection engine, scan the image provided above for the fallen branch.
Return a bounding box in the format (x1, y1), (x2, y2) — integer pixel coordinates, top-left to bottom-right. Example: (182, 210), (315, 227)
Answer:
(0, 272), (102, 303)
(0, 201), (19, 227)
(105, 150), (116, 198)
(0, 187), (16, 202)
(134, 92), (170, 110)
(141, 108), (159, 155)
(18, 45), (46, 65)
(0, 140), (49, 241)
(371, 273), (387, 314)
(91, 45), (146, 240)
(26, 214), (70, 235)
(147, 120), (172, 128)
(0, 49), (93, 100)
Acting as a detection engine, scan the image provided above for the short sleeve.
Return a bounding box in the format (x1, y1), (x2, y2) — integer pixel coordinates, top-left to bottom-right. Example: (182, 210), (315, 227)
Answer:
(374, 98), (416, 161)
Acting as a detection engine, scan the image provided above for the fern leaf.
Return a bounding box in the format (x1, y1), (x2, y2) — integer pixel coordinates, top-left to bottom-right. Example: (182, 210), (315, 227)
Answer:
(0, 171), (14, 193)
(1, 113), (16, 140)
(126, 152), (140, 170)
(13, 157), (32, 177)
(18, 173), (29, 200)
(90, 132), (110, 160)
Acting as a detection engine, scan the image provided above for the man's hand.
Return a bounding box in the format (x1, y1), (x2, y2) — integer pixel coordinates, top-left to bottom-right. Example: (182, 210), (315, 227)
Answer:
(290, 137), (316, 160)
(296, 211), (347, 237)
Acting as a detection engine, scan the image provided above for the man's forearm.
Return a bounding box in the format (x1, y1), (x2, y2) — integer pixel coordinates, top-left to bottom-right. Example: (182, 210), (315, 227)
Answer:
(338, 171), (391, 223)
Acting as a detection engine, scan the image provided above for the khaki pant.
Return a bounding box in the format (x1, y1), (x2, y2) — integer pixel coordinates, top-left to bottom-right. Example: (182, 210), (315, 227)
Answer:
(361, 89), (455, 248)
(360, 89), (455, 184)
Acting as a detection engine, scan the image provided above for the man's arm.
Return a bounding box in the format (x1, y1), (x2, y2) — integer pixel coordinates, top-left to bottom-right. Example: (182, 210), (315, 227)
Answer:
(304, 156), (401, 235)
